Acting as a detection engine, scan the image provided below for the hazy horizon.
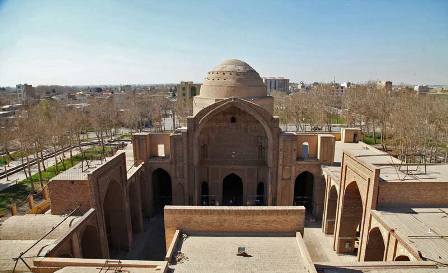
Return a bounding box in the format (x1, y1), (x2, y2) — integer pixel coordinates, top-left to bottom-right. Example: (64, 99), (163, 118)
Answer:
(1, 0), (447, 86)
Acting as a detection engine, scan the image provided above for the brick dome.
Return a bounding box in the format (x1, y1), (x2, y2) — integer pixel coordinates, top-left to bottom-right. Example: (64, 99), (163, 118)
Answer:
(198, 59), (267, 98)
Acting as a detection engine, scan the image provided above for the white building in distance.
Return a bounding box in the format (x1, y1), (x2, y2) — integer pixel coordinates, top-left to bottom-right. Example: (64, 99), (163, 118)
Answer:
(263, 77), (289, 95)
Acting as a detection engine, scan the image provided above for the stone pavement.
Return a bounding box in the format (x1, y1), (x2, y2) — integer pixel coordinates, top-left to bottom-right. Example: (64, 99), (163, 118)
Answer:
(170, 235), (306, 273)
(122, 214), (167, 261)
(303, 221), (357, 263)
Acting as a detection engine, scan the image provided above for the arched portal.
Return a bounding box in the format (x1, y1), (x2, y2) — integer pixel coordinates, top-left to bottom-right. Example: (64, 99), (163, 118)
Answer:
(294, 171), (314, 212)
(325, 186), (338, 234)
(222, 174), (243, 206)
(365, 227), (386, 261)
(201, 181), (209, 205)
(395, 255), (411, 261)
(256, 182), (265, 205)
(197, 105), (269, 165)
(103, 180), (129, 252)
(152, 168), (172, 210)
(337, 181), (363, 254)
(81, 225), (102, 258)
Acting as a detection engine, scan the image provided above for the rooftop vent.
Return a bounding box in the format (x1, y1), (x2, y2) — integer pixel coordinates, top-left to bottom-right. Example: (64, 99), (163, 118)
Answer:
(237, 247), (252, 257)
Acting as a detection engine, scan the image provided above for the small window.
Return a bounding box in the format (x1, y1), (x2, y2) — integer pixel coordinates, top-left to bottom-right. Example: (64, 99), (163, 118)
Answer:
(301, 142), (309, 160)
(230, 117), (236, 123)
(157, 144), (165, 157)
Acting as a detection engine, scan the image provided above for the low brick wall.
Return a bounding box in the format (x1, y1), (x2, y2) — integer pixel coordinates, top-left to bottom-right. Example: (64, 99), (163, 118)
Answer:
(164, 206), (305, 247)
(378, 182), (448, 208)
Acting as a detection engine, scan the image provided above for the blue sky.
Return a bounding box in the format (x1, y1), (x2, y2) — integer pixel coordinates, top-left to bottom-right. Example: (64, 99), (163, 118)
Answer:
(0, 0), (447, 86)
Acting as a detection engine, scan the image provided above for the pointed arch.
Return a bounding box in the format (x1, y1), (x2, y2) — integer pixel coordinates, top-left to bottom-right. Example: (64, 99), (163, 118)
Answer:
(365, 227), (386, 261)
(193, 98), (276, 167)
(222, 173), (243, 206)
(81, 225), (102, 258)
(337, 181), (363, 255)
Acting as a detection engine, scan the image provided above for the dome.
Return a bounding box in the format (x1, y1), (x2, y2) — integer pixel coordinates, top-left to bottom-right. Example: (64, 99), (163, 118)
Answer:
(198, 59), (267, 98)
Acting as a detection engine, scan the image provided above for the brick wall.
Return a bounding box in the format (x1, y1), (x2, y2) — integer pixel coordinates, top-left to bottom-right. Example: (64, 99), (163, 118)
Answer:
(296, 134), (318, 159)
(49, 180), (92, 215)
(149, 134), (171, 158)
(378, 182), (448, 208)
(164, 206), (305, 247)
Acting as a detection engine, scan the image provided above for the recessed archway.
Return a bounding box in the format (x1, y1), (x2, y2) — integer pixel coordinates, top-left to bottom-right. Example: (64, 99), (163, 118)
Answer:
(365, 227), (386, 261)
(337, 181), (363, 254)
(294, 171), (314, 212)
(152, 168), (172, 211)
(395, 255), (411, 261)
(201, 181), (209, 205)
(222, 173), (243, 206)
(81, 225), (102, 258)
(103, 180), (129, 252)
(325, 186), (338, 234)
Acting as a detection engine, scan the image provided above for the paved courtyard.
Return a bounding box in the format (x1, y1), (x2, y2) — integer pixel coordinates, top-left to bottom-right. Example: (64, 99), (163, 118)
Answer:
(122, 214), (167, 261)
(303, 221), (357, 263)
(170, 234), (307, 273)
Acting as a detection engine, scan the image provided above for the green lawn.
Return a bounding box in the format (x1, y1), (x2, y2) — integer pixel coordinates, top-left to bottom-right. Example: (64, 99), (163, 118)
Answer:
(363, 133), (382, 145)
(0, 150), (31, 166)
(0, 146), (114, 216)
(118, 132), (132, 140)
(329, 115), (345, 124)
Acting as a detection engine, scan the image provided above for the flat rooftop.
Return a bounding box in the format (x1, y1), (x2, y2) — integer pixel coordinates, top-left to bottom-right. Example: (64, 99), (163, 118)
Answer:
(334, 141), (448, 183)
(171, 234), (308, 273)
(316, 262), (448, 273)
(372, 208), (448, 264)
(0, 214), (81, 272)
(51, 159), (108, 181)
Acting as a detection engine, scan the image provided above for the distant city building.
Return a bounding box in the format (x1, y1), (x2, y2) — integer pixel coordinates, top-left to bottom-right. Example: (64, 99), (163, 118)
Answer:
(263, 77), (289, 95)
(376, 81), (392, 92)
(176, 81), (201, 101)
(414, 85), (430, 93)
(326, 83), (346, 96)
(16, 83), (38, 104)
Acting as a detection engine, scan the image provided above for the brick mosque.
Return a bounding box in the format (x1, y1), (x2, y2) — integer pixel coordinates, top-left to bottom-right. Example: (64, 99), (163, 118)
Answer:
(1, 59), (447, 273)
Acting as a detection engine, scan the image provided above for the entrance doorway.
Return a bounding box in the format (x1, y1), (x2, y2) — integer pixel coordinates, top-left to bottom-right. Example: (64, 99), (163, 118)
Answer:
(152, 168), (172, 211)
(222, 173), (243, 206)
(294, 171), (314, 212)
(201, 181), (209, 205)
(256, 182), (265, 205)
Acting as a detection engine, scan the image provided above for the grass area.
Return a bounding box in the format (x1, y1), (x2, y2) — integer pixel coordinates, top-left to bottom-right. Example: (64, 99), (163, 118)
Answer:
(118, 132), (132, 140)
(0, 146), (114, 216)
(0, 150), (31, 166)
(363, 133), (382, 145)
(329, 115), (345, 124)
